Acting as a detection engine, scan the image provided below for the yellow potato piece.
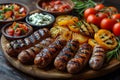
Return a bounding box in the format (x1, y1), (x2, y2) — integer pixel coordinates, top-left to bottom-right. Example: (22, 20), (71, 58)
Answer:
(60, 31), (72, 41)
(72, 33), (89, 44)
(50, 26), (69, 38)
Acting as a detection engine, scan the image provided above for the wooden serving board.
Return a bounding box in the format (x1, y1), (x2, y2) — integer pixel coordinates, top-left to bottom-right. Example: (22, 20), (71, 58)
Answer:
(1, 35), (120, 79)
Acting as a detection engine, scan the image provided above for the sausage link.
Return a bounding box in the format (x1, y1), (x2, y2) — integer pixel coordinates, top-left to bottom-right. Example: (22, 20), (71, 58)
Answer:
(67, 43), (92, 73)
(54, 40), (79, 71)
(6, 28), (50, 57)
(18, 38), (53, 64)
(89, 45), (105, 70)
(34, 38), (67, 68)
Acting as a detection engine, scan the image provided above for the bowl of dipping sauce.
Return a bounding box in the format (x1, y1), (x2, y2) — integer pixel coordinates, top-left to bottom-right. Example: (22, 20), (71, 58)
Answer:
(25, 11), (55, 29)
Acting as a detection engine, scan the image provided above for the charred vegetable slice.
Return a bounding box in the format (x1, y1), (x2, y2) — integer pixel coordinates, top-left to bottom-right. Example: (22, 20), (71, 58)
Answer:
(77, 21), (99, 37)
(94, 29), (118, 50)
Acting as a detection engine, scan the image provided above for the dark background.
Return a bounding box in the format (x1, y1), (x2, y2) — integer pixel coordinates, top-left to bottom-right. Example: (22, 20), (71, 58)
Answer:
(0, 0), (120, 80)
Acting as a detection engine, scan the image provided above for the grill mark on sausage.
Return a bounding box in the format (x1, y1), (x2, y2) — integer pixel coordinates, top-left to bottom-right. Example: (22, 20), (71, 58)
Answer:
(67, 43), (92, 73)
(17, 39), (25, 48)
(29, 34), (36, 43)
(6, 28), (50, 57)
(24, 38), (31, 46)
(18, 38), (54, 64)
(34, 31), (41, 40)
(34, 39), (67, 68)
(54, 40), (79, 71)
(89, 45), (105, 70)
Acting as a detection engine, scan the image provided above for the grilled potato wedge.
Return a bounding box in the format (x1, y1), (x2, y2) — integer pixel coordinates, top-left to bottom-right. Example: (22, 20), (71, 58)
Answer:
(72, 32), (89, 44)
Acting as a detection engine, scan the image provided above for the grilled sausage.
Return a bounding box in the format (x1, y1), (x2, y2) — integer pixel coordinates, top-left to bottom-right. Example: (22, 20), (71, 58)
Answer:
(67, 43), (92, 73)
(6, 28), (50, 57)
(18, 38), (54, 64)
(34, 38), (67, 68)
(89, 45), (105, 70)
(54, 40), (79, 71)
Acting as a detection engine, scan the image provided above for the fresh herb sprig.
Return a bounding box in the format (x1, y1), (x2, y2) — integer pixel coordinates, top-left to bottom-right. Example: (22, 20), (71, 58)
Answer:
(107, 37), (120, 62)
(72, 0), (96, 17)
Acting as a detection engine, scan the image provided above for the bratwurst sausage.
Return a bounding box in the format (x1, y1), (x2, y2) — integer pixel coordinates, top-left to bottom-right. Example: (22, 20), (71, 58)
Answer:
(67, 43), (92, 73)
(54, 40), (79, 71)
(18, 38), (54, 64)
(89, 45), (105, 70)
(6, 28), (50, 57)
(34, 38), (67, 68)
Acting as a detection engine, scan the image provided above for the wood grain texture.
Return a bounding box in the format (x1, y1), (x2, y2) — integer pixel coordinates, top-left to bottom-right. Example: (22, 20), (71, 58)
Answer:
(1, 35), (120, 79)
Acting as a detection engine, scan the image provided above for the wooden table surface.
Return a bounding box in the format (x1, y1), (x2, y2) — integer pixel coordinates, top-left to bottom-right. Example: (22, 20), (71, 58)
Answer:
(0, 0), (120, 80)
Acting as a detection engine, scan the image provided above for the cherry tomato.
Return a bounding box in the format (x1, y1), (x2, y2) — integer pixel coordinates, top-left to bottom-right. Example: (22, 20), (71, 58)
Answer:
(113, 22), (120, 36)
(105, 6), (118, 16)
(108, 6), (118, 13)
(100, 18), (116, 30)
(87, 14), (100, 26)
(7, 28), (14, 36)
(95, 4), (105, 11)
(84, 8), (97, 19)
(97, 12), (108, 21)
(111, 14), (120, 21)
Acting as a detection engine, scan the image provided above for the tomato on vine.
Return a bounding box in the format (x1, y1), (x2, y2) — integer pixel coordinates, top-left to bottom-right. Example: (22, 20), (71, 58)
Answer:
(105, 6), (118, 16)
(113, 22), (120, 36)
(97, 12), (108, 21)
(108, 6), (118, 13)
(94, 4), (105, 11)
(84, 8), (97, 19)
(87, 14), (100, 26)
(111, 14), (120, 21)
(100, 18), (116, 30)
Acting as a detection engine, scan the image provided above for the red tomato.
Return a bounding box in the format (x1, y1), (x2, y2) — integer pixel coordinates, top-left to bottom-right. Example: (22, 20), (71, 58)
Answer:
(54, 0), (61, 4)
(111, 14), (120, 21)
(58, 8), (64, 12)
(59, 4), (70, 12)
(84, 8), (97, 19)
(108, 6), (118, 13)
(18, 24), (28, 32)
(42, 2), (47, 8)
(87, 14), (100, 26)
(113, 22), (120, 36)
(60, 4), (70, 9)
(100, 18), (117, 30)
(105, 6), (118, 16)
(5, 11), (13, 18)
(7, 28), (14, 36)
(15, 28), (21, 36)
(13, 4), (20, 11)
(97, 12), (108, 21)
(21, 12), (26, 17)
(95, 4), (105, 11)
(49, 1), (55, 6)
